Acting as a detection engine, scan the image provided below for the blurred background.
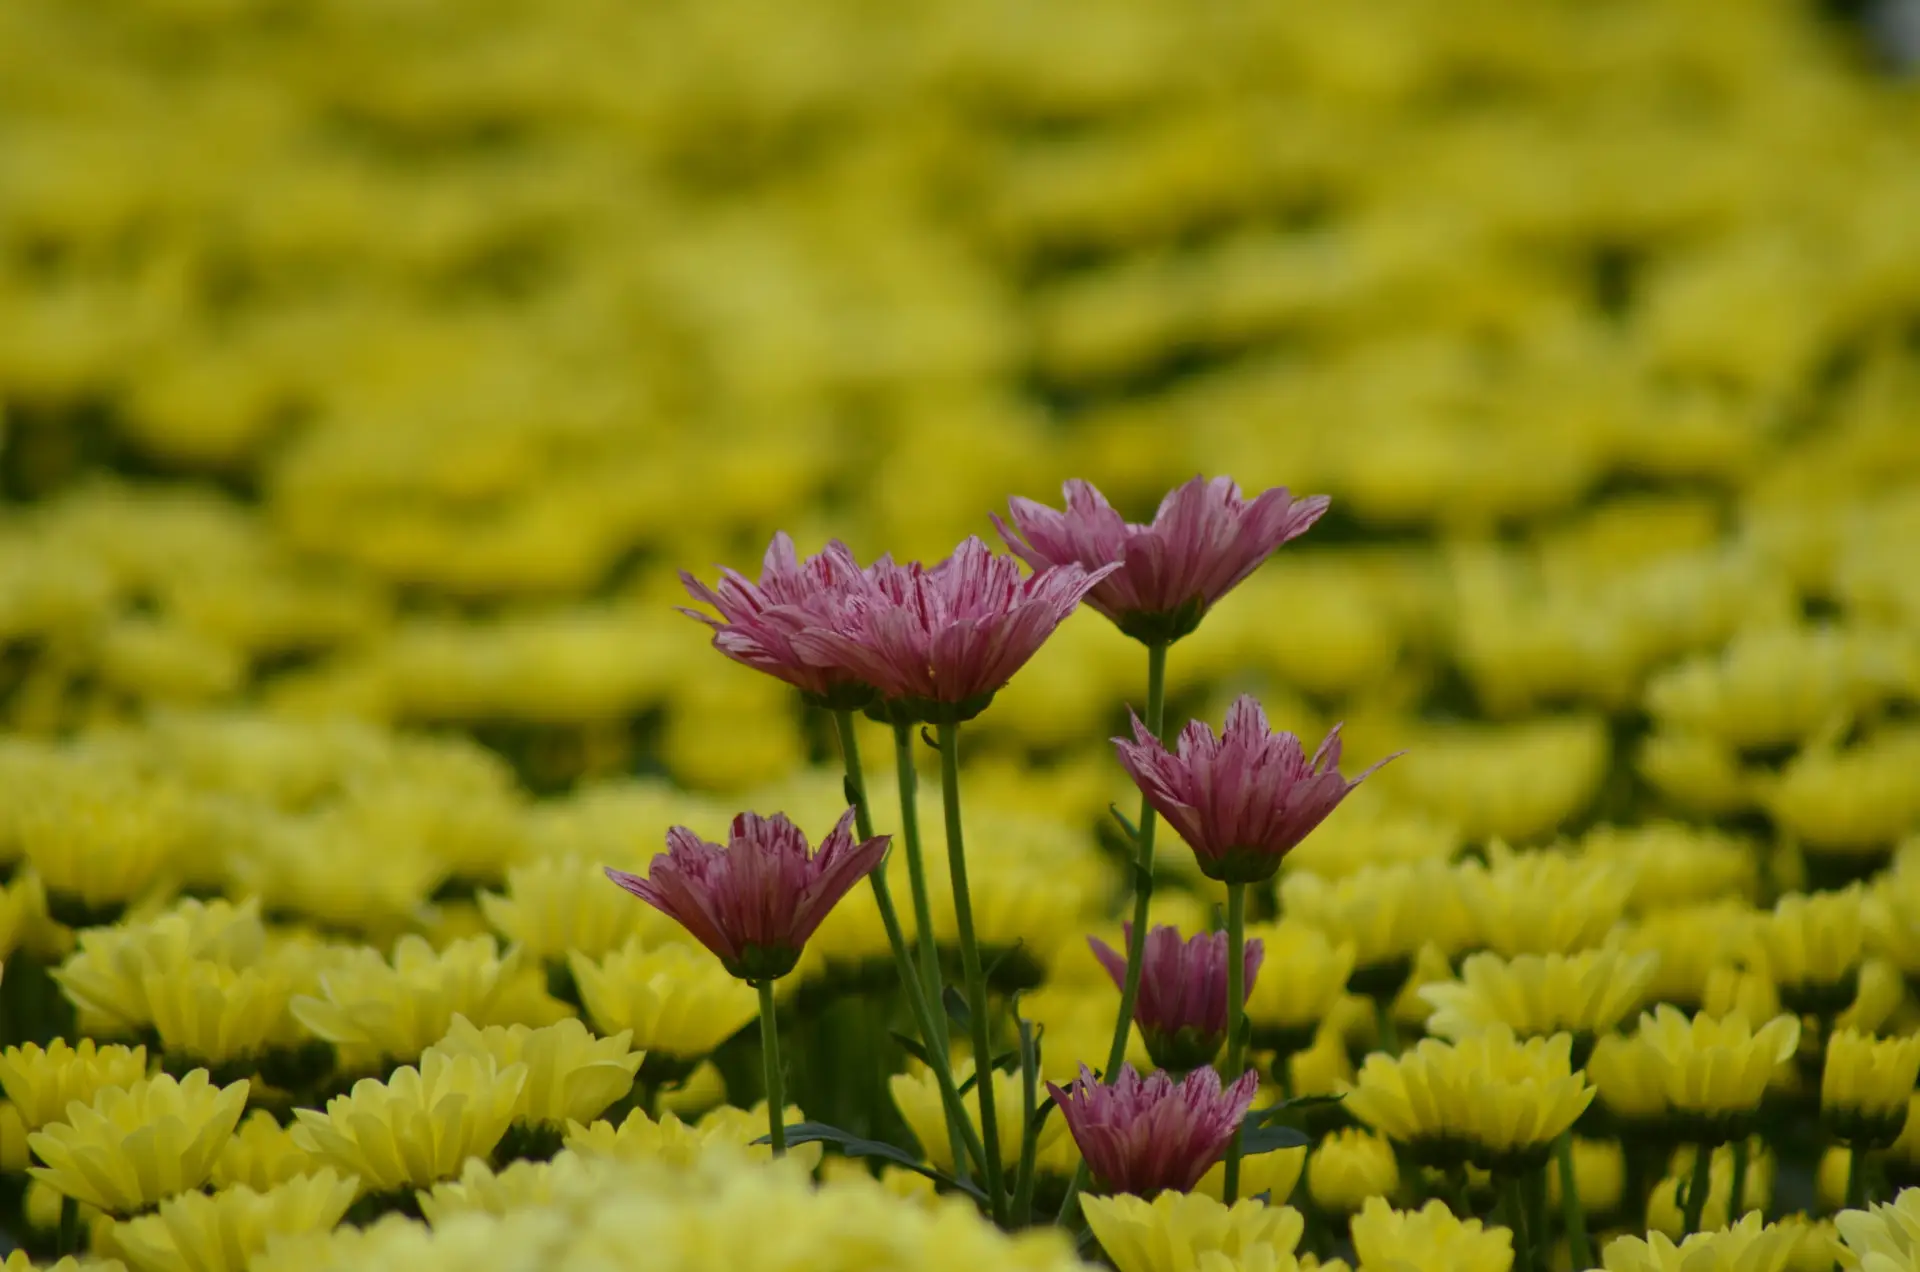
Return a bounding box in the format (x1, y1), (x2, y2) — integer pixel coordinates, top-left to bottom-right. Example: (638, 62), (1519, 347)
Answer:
(3, 0), (1920, 857)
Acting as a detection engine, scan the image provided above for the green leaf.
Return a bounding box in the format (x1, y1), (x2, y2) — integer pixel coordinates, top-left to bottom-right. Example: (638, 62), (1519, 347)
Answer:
(1108, 804), (1141, 845)
(957, 1051), (1020, 1095)
(888, 1030), (932, 1067)
(943, 985), (971, 1029)
(1246, 1093), (1347, 1127)
(1240, 1124), (1312, 1155)
(761, 1123), (988, 1203)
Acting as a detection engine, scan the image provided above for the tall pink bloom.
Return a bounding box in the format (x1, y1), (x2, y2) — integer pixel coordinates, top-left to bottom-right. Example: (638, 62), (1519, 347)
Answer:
(791, 536), (1116, 724)
(605, 808), (889, 982)
(1089, 924), (1265, 1072)
(994, 476), (1330, 645)
(1048, 1063), (1260, 1197)
(1116, 695), (1397, 884)
(679, 533), (880, 710)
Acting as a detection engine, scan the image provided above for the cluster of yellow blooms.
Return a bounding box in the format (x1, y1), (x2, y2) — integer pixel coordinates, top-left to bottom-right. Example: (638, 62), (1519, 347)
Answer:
(3, 0), (1920, 1267)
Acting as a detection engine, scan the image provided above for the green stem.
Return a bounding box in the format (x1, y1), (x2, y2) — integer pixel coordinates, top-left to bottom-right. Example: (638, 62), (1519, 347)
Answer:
(1730, 1138), (1750, 1221)
(937, 721), (1007, 1226)
(894, 724), (949, 1049)
(1555, 1132), (1591, 1269)
(59, 1194), (79, 1257)
(1447, 1164), (1473, 1218)
(1223, 881), (1249, 1203)
(757, 980), (786, 1158)
(1012, 1020), (1041, 1225)
(1373, 995), (1401, 1055)
(1680, 1143), (1714, 1236)
(1523, 1164), (1550, 1272)
(1505, 1176), (1534, 1272)
(1846, 1146), (1867, 1210)
(1058, 642), (1168, 1227)
(832, 710), (986, 1181)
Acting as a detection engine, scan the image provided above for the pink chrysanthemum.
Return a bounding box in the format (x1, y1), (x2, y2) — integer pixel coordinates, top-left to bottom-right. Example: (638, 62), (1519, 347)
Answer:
(790, 536), (1115, 724)
(1089, 924), (1266, 1072)
(605, 809), (889, 982)
(679, 532), (879, 710)
(994, 476), (1330, 645)
(1115, 695), (1396, 884)
(1048, 1063), (1260, 1198)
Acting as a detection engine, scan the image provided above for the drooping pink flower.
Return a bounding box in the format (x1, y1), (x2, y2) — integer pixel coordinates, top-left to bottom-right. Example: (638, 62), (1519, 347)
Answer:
(790, 536), (1116, 724)
(605, 808), (889, 982)
(1047, 1062), (1260, 1197)
(994, 476), (1330, 645)
(1115, 695), (1397, 885)
(1089, 924), (1266, 1072)
(679, 533), (880, 710)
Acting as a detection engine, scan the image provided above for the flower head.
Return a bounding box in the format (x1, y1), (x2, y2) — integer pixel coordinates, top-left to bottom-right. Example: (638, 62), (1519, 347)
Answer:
(994, 476), (1329, 645)
(604, 808), (889, 982)
(892, 1060), (1068, 1174)
(1089, 924), (1265, 1071)
(1823, 1029), (1920, 1147)
(1081, 1190), (1304, 1272)
(1589, 1006), (1800, 1139)
(289, 934), (525, 1066)
(1602, 1211), (1800, 1272)
(1837, 1187), (1920, 1272)
(679, 533), (879, 710)
(112, 1168), (360, 1272)
(1116, 696), (1395, 885)
(1047, 1063), (1259, 1198)
(0, 1039), (150, 1133)
(1758, 886), (1866, 1014)
(290, 1051), (525, 1193)
(427, 1015), (644, 1129)
(1308, 1129), (1401, 1215)
(1419, 949), (1660, 1046)
(27, 1069), (249, 1216)
(1243, 921), (1356, 1047)
(1351, 1197), (1513, 1272)
(789, 536), (1114, 724)
(567, 940), (759, 1064)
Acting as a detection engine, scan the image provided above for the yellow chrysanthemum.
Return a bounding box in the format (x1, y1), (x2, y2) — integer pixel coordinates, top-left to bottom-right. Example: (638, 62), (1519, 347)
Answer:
(110, 1169), (359, 1272)
(1308, 1129), (1400, 1215)
(1836, 1187), (1920, 1272)
(478, 855), (680, 964)
(27, 1070), (249, 1216)
(1196, 1112), (1305, 1208)
(1823, 1029), (1920, 1147)
(1589, 1007), (1799, 1134)
(1083, 1191), (1304, 1272)
(1349, 1197), (1513, 1272)
(54, 898), (267, 1035)
(1546, 1137), (1624, 1217)
(1645, 1141), (1775, 1237)
(1419, 949), (1660, 1044)
(1611, 902), (1761, 1011)
(1346, 1028), (1593, 1171)
(1603, 1211), (1800, 1272)
(0, 1039), (150, 1133)
(15, 775), (189, 914)
(567, 940), (759, 1065)
(1865, 876), (1920, 980)
(1283, 1027), (1357, 1100)
(1452, 846), (1636, 957)
(1578, 824), (1758, 913)
(415, 1152), (600, 1225)
(1756, 886), (1867, 1013)
(892, 1061), (1069, 1175)
(3, 1253), (125, 1272)
(425, 1015), (642, 1127)
(1244, 921), (1357, 1047)
(290, 1052), (525, 1194)
(562, 1101), (822, 1172)
(0, 870), (74, 963)
(290, 935), (527, 1065)
(1280, 862), (1468, 993)
(144, 961), (295, 1069)
(211, 1109), (322, 1192)
(1772, 1214), (1844, 1272)
(0, 1100), (29, 1172)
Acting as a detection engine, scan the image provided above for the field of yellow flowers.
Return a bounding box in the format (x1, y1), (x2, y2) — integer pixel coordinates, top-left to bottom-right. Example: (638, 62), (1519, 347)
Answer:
(3, 0), (1920, 1269)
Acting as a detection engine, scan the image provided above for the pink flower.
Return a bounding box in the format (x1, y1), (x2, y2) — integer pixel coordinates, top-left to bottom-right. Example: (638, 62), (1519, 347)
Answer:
(679, 533), (879, 710)
(994, 476), (1329, 644)
(605, 808), (889, 982)
(1089, 924), (1265, 1072)
(790, 536), (1116, 724)
(1115, 695), (1397, 884)
(1048, 1063), (1260, 1197)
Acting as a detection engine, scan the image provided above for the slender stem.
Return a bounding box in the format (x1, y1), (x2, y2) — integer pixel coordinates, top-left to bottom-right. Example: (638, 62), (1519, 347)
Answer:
(1680, 1143), (1714, 1236)
(59, 1194), (79, 1257)
(1223, 881), (1249, 1203)
(1555, 1132), (1591, 1269)
(832, 710), (987, 1180)
(1447, 1164), (1473, 1218)
(894, 724), (949, 1048)
(757, 981), (786, 1158)
(1505, 1176), (1534, 1272)
(1846, 1146), (1867, 1210)
(1522, 1164), (1550, 1272)
(938, 721), (1007, 1226)
(1373, 995), (1401, 1055)
(1012, 1021), (1041, 1225)
(1729, 1137), (1750, 1221)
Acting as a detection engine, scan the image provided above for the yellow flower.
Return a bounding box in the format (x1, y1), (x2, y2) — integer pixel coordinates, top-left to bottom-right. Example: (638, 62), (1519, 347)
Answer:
(562, 1101), (822, 1172)
(212, 1109), (321, 1191)
(1546, 1137), (1624, 1217)
(0, 1100), (29, 1172)
(478, 855), (681, 964)
(5, 1253), (126, 1272)
(1637, 730), (1753, 815)
(1865, 875), (1920, 979)
(55, 898), (267, 1035)
(1452, 846), (1636, 957)
(1590, 1008), (1800, 1136)
(892, 1061), (1067, 1174)
(1244, 922), (1357, 1046)
(425, 1015), (643, 1127)
(415, 1152), (599, 1225)
(1578, 823), (1758, 913)
(1083, 1191), (1304, 1272)
(1346, 1028), (1593, 1171)
(1702, 965), (1782, 1025)
(1823, 1029), (1920, 1146)
(290, 1052), (525, 1193)
(1196, 1101), (1305, 1206)
(290, 935), (525, 1065)
(1280, 861), (1467, 991)
(1836, 1187), (1920, 1272)
(1773, 1214), (1844, 1272)
(1308, 1129), (1400, 1215)
(1611, 902), (1760, 1011)
(1838, 960), (1908, 1037)
(654, 1060), (728, 1120)
(1756, 887), (1867, 1013)
(27, 1070), (249, 1216)
(1419, 949), (1659, 1044)
(0, 1039), (150, 1132)
(1645, 1141), (1775, 1237)
(1350, 1197), (1512, 1272)
(110, 1170), (359, 1272)
(1283, 1027), (1356, 1099)
(1603, 1211), (1800, 1272)
(144, 961), (294, 1069)
(567, 940), (759, 1064)
(15, 775), (188, 913)
(0, 870), (74, 963)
